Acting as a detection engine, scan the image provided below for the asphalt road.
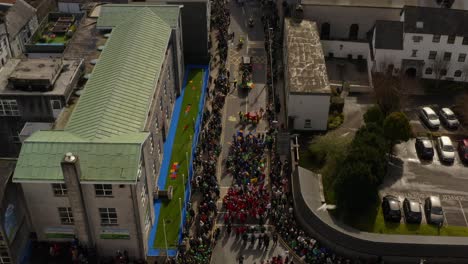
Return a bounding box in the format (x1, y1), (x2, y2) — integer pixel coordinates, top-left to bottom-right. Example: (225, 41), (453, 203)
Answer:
(211, 0), (288, 263)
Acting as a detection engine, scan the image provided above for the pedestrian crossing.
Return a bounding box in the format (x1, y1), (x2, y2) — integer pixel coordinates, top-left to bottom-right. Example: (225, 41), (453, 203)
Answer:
(228, 54), (267, 65)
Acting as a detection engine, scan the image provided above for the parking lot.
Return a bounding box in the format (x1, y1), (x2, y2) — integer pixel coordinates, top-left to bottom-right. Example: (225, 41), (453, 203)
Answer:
(380, 139), (468, 227)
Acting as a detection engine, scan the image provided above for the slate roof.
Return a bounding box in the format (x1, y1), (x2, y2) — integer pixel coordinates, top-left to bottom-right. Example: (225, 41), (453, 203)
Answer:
(403, 5), (468, 37)
(97, 4), (181, 29)
(5, 0), (36, 38)
(284, 19), (330, 94)
(13, 8), (170, 183)
(374, 20), (404, 50)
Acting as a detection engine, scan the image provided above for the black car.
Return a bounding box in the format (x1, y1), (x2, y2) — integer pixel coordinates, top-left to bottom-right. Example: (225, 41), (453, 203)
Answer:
(382, 195), (401, 222)
(415, 137), (434, 160)
(403, 198), (422, 224)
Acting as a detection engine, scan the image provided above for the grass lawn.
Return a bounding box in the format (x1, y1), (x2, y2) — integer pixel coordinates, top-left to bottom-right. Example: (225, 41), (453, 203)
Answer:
(346, 204), (468, 237)
(153, 69), (204, 249)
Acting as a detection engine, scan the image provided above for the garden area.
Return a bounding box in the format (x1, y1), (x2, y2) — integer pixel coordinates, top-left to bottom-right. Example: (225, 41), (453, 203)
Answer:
(33, 15), (77, 45)
(153, 69), (204, 249)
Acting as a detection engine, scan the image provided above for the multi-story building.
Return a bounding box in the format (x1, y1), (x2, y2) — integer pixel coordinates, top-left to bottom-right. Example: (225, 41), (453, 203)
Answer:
(2, 0), (38, 57)
(0, 159), (32, 264)
(13, 6), (182, 259)
(0, 58), (83, 157)
(0, 23), (11, 67)
(372, 6), (468, 82)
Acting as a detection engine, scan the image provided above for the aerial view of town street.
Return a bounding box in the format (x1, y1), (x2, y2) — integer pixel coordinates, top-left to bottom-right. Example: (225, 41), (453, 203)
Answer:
(2, 0), (468, 263)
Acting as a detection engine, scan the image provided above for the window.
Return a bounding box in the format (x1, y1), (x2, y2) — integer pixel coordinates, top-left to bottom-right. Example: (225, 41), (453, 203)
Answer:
(412, 35), (423, 43)
(454, 70), (462, 77)
(0, 247), (11, 264)
(463, 37), (468, 45)
(304, 119), (311, 128)
(440, 69), (447, 76)
(99, 208), (118, 225)
(447, 35), (456, 44)
(145, 209), (151, 233)
(0, 100), (19, 116)
(163, 82), (167, 95)
(141, 184), (147, 206)
(428, 51), (437, 60)
(137, 163), (142, 180)
(320, 23), (330, 40)
(444, 52), (452, 61)
(165, 107), (169, 120)
(155, 118), (159, 134)
(58, 207), (74, 225)
(411, 49), (418, 57)
(432, 35), (440, 43)
(52, 184), (67, 196)
(458, 53), (466, 62)
(349, 24), (359, 40)
(167, 69), (171, 81)
(425, 68), (433, 75)
(95, 184), (112, 197)
(152, 163), (156, 177)
(50, 100), (62, 110)
(159, 97), (163, 110)
(149, 135), (154, 154)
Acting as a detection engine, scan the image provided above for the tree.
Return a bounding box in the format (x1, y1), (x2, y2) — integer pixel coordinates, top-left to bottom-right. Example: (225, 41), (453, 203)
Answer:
(383, 112), (412, 154)
(363, 105), (384, 125)
(432, 55), (451, 89)
(372, 73), (402, 116)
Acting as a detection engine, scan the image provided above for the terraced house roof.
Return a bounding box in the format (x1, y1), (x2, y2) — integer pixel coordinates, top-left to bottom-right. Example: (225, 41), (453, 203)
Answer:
(97, 4), (181, 29)
(13, 8), (172, 183)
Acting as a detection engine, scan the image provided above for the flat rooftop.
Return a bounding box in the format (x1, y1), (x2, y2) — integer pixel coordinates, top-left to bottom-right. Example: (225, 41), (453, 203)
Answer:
(8, 58), (62, 83)
(0, 58), (82, 96)
(285, 18), (330, 94)
(301, 0), (418, 8)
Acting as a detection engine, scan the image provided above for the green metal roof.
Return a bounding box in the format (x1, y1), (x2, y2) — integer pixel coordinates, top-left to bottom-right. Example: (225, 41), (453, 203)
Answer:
(97, 4), (181, 29)
(14, 131), (148, 183)
(13, 9), (170, 183)
(67, 8), (171, 139)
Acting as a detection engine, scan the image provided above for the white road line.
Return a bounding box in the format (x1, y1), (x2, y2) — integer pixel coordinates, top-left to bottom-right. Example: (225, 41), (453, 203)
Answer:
(458, 200), (468, 227)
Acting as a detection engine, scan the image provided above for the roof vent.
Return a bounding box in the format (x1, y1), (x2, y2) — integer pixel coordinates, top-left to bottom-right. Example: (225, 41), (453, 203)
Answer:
(416, 21), (423, 29)
(64, 152), (76, 162)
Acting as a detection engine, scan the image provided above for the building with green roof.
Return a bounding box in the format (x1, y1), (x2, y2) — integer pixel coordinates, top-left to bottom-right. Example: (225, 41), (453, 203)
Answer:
(13, 6), (184, 260)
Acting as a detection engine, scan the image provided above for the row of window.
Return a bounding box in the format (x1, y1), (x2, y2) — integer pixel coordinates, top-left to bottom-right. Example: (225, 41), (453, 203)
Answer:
(427, 51), (466, 62)
(0, 100), (19, 116)
(59, 207), (118, 226)
(413, 34), (468, 45)
(52, 184), (113, 197)
(424, 68), (464, 78)
(0, 247), (10, 264)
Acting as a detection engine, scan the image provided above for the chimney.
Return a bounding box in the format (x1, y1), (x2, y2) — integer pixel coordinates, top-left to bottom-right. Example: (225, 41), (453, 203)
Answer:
(61, 152), (94, 247)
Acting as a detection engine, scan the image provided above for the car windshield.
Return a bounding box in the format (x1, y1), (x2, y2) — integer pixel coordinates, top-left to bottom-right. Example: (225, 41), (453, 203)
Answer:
(443, 145), (454, 152)
(428, 114), (438, 120)
(422, 140), (432, 148)
(446, 114), (457, 120)
(432, 207), (443, 215)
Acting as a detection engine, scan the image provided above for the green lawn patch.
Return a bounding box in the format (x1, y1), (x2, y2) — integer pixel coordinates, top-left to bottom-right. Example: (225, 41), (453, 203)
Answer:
(153, 69), (204, 249)
(347, 205), (468, 237)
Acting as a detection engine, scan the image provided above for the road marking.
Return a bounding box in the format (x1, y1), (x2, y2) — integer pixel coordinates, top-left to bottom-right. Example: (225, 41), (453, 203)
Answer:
(458, 200), (468, 227)
(228, 115), (237, 122)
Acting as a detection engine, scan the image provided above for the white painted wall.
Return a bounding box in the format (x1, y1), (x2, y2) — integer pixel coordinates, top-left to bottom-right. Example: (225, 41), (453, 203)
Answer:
(321, 40), (369, 59)
(302, 5), (401, 40)
(288, 93), (330, 131)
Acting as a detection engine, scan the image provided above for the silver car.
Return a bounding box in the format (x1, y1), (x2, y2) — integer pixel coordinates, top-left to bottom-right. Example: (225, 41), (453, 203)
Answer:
(424, 196), (444, 225)
(436, 136), (455, 163)
(439, 108), (459, 129)
(420, 107), (440, 129)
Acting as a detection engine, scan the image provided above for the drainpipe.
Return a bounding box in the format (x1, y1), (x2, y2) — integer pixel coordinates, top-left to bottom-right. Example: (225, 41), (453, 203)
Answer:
(131, 184), (145, 259)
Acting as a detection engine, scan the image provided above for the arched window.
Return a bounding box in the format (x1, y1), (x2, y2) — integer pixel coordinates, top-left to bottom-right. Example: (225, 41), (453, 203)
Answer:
(454, 70), (462, 77)
(321, 23), (330, 40)
(425, 68), (433, 75)
(349, 24), (359, 40)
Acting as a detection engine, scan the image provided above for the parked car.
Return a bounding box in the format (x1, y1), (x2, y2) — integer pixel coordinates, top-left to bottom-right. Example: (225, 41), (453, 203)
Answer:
(436, 136), (455, 163)
(419, 107), (440, 129)
(403, 198), (422, 224)
(415, 137), (434, 160)
(382, 195), (401, 222)
(424, 196), (444, 225)
(458, 139), (468, 163)
(439, 108), (460, 129)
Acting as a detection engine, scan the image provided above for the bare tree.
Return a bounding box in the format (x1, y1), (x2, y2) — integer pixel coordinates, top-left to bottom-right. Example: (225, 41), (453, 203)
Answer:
(431, 55), (451, 89)
(372, 73), (403, 116)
